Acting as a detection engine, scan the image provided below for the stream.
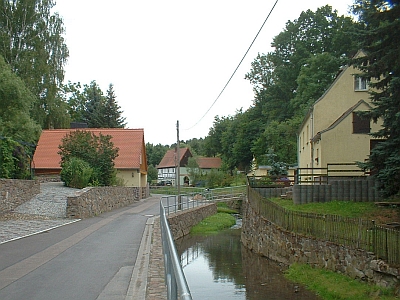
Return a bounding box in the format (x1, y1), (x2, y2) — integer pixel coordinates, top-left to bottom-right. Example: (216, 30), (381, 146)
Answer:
(175, 228), (321, 300)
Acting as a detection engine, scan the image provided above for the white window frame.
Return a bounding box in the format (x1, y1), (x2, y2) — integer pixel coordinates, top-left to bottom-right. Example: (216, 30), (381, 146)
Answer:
(354, 76), (368, 91)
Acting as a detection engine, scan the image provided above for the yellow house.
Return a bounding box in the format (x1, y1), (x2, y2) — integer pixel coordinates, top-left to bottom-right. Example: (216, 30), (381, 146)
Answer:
(298, 51), (383, 179)
(32, 128), (148, 187)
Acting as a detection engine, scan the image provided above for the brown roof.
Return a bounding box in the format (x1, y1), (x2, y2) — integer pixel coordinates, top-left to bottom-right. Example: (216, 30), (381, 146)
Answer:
(32, 128), (146, 170)
(196, 157), (222, 169)
(157, 148), (192, 168)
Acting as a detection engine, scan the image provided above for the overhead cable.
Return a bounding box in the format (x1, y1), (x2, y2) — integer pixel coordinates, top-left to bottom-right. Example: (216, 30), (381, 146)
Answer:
(185, 0), (279, 130)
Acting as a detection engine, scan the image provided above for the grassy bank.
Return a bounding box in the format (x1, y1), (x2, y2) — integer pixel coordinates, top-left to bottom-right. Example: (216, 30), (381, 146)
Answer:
(269, 198), (399, 224)
(268, 198), (399, 299)
(190, 202), (238, 235)
(285, 263), (397, 300)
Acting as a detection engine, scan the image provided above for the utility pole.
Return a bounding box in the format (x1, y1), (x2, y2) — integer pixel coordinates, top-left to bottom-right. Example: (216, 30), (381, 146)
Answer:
(176, 120), (181, 208)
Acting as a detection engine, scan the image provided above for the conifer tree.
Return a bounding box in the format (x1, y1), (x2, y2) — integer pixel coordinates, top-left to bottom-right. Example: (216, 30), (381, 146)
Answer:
(352, 0), (400, 197)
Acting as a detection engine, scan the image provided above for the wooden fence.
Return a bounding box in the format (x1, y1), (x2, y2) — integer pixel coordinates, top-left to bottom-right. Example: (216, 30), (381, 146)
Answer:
(248, 187), (400, 265)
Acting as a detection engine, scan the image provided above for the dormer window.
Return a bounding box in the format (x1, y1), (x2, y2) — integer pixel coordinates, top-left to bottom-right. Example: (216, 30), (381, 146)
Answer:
(354, 76), (368, 91)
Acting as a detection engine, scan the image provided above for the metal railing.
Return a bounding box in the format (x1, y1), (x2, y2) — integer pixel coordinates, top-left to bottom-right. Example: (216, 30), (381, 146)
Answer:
(162, 186), (246, 215)
(160, 200), (192, 300)
(159, 186), (246, 299)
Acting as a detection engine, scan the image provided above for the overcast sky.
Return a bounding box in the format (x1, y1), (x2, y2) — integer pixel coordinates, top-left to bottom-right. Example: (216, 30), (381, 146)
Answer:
(54, 0), (354, 145)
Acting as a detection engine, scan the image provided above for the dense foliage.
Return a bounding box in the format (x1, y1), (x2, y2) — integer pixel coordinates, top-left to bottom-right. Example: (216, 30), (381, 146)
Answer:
(201, 6), (361, 172)
(0, 137), (32, 179)
(0, 0), (69, 129)
(0, 55), (41, 143)
(58, 130), (119, 187)
(60, 157), (93, 188)
(352, 0), (400, 197)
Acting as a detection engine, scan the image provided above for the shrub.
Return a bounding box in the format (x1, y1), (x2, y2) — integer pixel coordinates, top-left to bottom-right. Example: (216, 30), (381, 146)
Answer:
(61, 157), (93, 188)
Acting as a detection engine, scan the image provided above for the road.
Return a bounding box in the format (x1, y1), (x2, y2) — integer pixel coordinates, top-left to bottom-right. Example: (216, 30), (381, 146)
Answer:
(0, 196), (160, 300)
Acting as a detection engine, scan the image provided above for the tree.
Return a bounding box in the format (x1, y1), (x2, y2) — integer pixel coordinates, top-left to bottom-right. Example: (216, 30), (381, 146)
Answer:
(186, 156), (201, 186)
(147, 164), (158, 183)
(104, 84), (126, 128)
(146, 143), (170, 166)
(82, 81), (106, 128)
(241, 6), (360, 167)
(0, 55), (41, 143)
(352, 0), (400, 197)
(0, 0), (69, 129)
(58, 130), (119, 186)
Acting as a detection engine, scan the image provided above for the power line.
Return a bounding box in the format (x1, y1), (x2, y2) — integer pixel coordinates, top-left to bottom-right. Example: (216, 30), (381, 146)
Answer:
(185, 0), (279, 130)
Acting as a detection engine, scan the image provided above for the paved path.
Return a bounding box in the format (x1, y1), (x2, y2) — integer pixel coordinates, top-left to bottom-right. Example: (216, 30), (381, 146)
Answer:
(0, 182), (80, 244)
(0, 184), (167, 299)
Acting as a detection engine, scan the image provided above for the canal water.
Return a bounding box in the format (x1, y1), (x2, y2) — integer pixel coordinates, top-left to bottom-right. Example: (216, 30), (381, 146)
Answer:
(175, 228), (321, 300)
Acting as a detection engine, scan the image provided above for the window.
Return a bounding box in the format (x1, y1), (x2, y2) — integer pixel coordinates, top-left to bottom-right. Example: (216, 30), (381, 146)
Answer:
(354, 76), (368, 91)
(353, 112), (370, 134)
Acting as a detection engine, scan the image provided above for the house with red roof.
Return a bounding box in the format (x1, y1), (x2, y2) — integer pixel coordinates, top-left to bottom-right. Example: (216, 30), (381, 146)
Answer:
(32, 128), (147, 187)
(157, 147), (192, 186)
(157, 147), (222, 186)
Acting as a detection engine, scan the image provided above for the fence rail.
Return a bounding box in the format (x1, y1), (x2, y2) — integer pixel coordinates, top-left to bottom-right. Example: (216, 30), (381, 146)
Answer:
(159, 186), (246, 299)
(248, 187), (400, 265)
(160, 200), (192, 300)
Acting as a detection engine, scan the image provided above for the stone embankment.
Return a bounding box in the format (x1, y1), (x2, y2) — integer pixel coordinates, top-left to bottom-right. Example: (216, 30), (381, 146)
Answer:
(241, 199), (400, 291)
(167, 203), (217, 240)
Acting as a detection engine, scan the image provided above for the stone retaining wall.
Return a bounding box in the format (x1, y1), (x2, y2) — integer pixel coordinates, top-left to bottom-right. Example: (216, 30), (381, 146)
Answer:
(66, 186), (147, 218)
(167, 203), (217, 240)
(241, 199), (400, 290)
(0, 179), (40, 212)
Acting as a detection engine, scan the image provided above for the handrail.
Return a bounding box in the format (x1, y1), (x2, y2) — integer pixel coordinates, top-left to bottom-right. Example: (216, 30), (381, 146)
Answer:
(160, 200), (192, 300)
(159, 186), (246, 299)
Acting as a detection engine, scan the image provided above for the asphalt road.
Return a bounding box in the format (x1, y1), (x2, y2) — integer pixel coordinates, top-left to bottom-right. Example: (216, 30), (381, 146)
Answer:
(0, 196), (160, 300)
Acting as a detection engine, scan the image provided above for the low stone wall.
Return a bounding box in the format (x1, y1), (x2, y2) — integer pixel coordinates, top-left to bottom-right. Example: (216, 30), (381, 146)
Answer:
(167, 203), (217, 240)
(241, 199), (400, 290)
(0, 179), (40, 212)
(66, 186), (146, 218)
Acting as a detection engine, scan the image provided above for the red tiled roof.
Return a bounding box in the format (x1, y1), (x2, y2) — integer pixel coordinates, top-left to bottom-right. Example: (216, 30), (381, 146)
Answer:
(32, 128), (145, 170)
(196, 157), (222, 169)
(157, 148), (192, 168)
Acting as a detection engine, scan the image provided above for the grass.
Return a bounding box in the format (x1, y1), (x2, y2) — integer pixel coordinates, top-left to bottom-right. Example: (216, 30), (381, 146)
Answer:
(268, 198), (399, 224)
(284, 263), (397, 300)
(190, 202), (238, 235)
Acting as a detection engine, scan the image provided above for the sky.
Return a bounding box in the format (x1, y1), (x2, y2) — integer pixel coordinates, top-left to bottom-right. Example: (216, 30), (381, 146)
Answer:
(54, 0), (354, 145)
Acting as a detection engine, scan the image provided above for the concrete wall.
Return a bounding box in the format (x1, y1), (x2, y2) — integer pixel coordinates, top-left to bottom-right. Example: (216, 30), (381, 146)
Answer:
(167, 203), (217, 240)
(66, 186), (148, 218)
(292, 178), (381, 203)
(241, 198), (399, 289)
(0, 179), (40, 212)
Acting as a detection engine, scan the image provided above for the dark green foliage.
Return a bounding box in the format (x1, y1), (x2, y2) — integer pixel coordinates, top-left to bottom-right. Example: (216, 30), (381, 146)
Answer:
(104, 84), (126, 128)
(0, 137), (32, 179)
(64, 81), (126, 129)
(58, 130), (119, 187)
(60, 157), (93, 188)
(351, 0), (400, 197)
(204, 6), (360, 171)
(145, 143), (170, 166)
(146, 164), (158, 183)
(0, 55), (41, 143)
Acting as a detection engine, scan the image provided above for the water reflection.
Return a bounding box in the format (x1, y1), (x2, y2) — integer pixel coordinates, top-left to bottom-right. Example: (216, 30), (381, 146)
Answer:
(176, 229), (321, 300)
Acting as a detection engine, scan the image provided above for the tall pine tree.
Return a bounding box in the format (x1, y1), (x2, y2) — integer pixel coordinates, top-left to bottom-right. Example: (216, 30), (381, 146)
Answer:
(104, 84), (126, 128)
(352, 0), (400, 197)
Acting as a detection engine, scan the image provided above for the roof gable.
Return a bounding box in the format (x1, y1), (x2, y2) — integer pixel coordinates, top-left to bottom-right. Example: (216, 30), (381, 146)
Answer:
(312, 99), (371, 142)
(157, 148), (193, 168)
(33, 128), (146, 170)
